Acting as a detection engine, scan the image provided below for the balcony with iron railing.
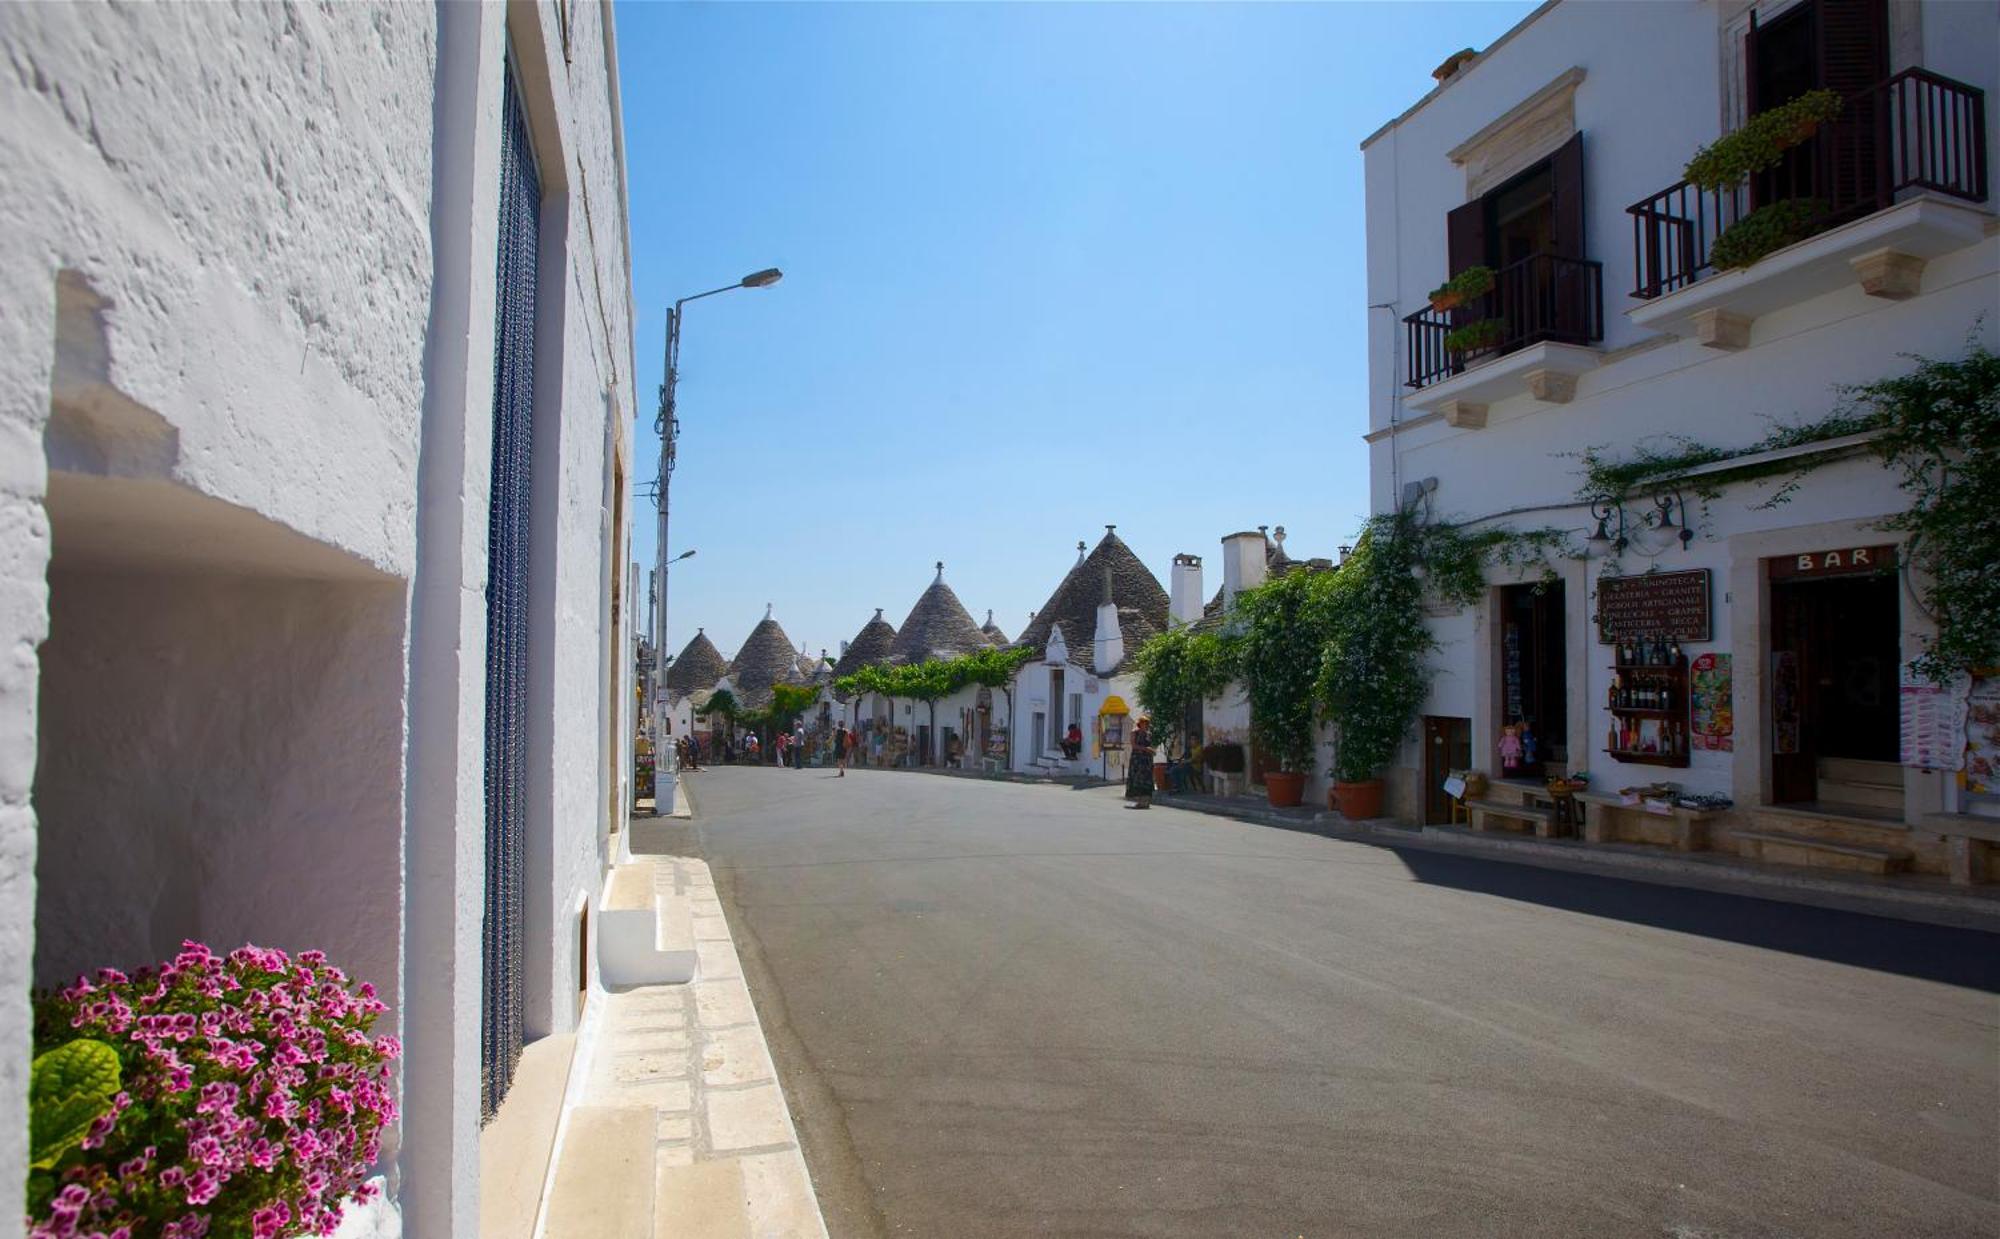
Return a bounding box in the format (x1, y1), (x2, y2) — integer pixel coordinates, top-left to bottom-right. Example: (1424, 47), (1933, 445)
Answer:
(1403, 251), (1604, 393)
(1628, 68), (1988, 303)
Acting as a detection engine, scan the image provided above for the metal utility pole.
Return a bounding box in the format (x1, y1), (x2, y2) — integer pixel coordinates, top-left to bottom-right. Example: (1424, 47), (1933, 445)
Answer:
(649, 267), (782, 750)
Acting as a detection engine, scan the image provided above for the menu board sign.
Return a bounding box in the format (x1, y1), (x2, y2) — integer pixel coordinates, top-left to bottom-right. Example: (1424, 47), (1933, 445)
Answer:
(1901, 664), (1969, 772)
(1595, 569), (1712, 643)
(1689, 652), (1733, 751)
(1964, 674), (2000, 793)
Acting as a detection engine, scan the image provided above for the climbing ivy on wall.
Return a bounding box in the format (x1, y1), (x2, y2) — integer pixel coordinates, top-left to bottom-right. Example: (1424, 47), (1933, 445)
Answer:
(1569, 335), (1999, 682)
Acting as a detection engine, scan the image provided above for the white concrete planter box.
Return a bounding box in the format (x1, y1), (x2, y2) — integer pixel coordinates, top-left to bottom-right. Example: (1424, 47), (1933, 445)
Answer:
(1626, 195), (1992, 344)
(597, 863), (696, 987)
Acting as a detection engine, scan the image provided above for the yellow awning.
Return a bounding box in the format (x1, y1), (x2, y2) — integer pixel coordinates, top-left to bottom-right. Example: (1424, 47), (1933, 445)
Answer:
(1098, 695), (1129, 716)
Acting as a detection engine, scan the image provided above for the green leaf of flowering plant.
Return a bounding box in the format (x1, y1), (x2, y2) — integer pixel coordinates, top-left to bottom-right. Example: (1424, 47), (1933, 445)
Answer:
(29, 1038), (122, 1170)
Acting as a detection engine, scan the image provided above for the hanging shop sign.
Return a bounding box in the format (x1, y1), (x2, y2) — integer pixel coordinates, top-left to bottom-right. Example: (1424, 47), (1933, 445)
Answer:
(1595, 569), (1712, 643)
(1767, 544), (1897, 579)
(1689, 652), (1733, 751)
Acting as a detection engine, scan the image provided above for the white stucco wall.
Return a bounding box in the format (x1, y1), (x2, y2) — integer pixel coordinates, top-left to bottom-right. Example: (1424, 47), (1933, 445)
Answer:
(3, 2), (636, 1234)
(2, 4), (439, 1226)
(34, 569), (406, 998)
(1360, 0), (1997, 821)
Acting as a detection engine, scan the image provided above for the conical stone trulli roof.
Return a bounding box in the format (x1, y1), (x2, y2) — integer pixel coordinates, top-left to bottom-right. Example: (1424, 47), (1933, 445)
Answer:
(979, 609), (1010, 647)
(1016, 526), (1168, 672)
(729, 605), (804, 709)
(665, 628), (729, 695)
(832, 609), (898, 679)
(887, 563), (990, 665)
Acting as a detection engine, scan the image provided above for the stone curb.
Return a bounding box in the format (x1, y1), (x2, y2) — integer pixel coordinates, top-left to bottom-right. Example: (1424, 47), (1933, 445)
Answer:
(1153, 794), (2000, 934)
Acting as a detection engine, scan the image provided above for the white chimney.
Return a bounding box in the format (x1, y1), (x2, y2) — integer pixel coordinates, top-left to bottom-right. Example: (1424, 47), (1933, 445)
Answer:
(1093, 567), (1123, 675)
(1220, 531), (1268, 607)
(840, 640), (850, 656)
(1169, 553), (1204, 627)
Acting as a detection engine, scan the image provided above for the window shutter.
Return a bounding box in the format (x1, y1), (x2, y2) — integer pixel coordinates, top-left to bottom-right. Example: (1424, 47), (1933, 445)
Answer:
(1549, 131), (1585, 260)
(1817, 0), (1888, 212)
(1816, 0), (1887, 100)
(1744, 11), (1762, 117)
(1445, 199), (1486, 276)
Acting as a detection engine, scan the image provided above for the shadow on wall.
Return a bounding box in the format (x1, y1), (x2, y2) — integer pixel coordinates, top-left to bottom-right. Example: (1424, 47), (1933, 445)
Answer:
(1389, 846), (2000, 993)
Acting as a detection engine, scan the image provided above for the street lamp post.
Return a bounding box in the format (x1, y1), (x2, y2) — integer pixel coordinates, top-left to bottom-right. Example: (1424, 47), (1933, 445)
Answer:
(651, 268), (781, 750)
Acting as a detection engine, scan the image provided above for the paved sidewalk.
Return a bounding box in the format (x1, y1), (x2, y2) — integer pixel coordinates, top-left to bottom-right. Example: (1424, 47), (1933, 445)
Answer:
(1148, 788), (2000, 932)
(553, 857), (826, 1238)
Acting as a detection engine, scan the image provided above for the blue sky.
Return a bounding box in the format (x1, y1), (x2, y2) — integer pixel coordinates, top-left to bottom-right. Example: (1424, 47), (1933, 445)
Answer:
(619, 0), (1537, 664)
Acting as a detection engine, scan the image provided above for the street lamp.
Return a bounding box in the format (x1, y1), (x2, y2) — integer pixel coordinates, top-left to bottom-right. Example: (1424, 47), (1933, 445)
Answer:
(651, 270), (781, 748)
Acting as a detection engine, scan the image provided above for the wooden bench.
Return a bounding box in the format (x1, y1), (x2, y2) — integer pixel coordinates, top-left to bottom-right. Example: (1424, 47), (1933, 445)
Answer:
(1922, 813), (2000, 885)
(1466, 798), (1560, 838)
(1572, 791), (1723, 852)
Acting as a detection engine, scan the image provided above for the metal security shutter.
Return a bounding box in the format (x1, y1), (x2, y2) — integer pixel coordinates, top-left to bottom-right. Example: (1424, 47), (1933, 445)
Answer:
(482, 57), (541, 1120)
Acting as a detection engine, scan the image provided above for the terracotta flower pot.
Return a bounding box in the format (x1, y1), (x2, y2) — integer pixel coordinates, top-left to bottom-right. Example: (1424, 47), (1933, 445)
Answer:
(1332, 779), (1386, 821)
(1264, 770), (1306, 808)
(1153, 762), (1171, 789)
(1429, 290), (1465, 312)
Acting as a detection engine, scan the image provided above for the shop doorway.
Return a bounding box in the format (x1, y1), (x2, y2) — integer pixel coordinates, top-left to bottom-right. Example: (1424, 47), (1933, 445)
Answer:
(1769, 564), (1900, 805)
(1500, 581), (1567, 775)
(1423, 716), (1472, 825)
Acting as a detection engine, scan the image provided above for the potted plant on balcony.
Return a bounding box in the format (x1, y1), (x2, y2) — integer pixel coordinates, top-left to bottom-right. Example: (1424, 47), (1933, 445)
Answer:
(1709, 198), (1831, 271)
(1235, 567), (1339, 808)
(1443, 317), (1504, 364)
(1428, 264), (1495, 312)
(1683, 88), (1843, 190)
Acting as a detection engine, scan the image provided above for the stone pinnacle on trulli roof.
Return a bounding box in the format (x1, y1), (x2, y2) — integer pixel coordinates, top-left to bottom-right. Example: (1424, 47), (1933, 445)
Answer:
(833, 608), (898, 679)
(728, 603), (804, 709)
(665, 627), (729, 695)
(1016, 525), (1169, 673)
(887, 562), (990, 665)
(979, 608), (1010, 647)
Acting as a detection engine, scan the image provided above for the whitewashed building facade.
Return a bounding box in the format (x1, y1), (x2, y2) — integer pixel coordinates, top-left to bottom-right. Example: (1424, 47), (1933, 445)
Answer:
(2, 3), (641, 1234)
(1362, 0), (1995, 867)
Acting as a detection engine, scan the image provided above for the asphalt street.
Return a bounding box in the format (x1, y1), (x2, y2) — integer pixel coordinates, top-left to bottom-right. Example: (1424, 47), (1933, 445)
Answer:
(634, 766), (2000, 1239)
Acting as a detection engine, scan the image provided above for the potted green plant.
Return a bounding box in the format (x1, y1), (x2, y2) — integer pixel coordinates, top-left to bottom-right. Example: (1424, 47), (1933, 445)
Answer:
(1315, 518), (1458, 820)
(1708, 198), (1830, 271)
(1134, 626), (1236, 795)
(1235, 568), (1339, 807)
(1427, 264), (1495, 312)
(1443, 317), (1504, 363)
(1683, 88), (1843, 190)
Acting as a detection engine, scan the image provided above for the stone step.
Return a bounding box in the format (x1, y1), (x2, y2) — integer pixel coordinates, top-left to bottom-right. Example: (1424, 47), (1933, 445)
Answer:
(478, 1034), (577, 1239)
(1814, 776), (1903, 811)
(543, 1106), (656, 1239)
(1818, 756), (1903, 786)
(1753, 803), (1910, 848)
(1734, 829), (1911, 875)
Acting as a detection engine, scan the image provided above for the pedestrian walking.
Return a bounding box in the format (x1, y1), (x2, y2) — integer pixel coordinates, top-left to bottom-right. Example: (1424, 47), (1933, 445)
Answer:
(1124, 716), (1154, 809)
(775, 731), (791, 768)
(834, 723), (849, 776)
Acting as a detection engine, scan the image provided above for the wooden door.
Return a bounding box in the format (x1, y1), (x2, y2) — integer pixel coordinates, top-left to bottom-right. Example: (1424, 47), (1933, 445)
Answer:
(1423, 716), (1472, 825)
(1769, 581), (1817, 803)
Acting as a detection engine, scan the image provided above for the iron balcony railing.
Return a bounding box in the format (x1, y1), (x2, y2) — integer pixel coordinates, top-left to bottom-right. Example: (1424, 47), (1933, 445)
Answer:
(1404, 251), (1605, 390)
(1628, 68), (1988, 300)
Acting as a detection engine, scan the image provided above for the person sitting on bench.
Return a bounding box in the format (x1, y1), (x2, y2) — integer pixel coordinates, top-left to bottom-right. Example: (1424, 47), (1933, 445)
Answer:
(1061, 722), (1083, 760)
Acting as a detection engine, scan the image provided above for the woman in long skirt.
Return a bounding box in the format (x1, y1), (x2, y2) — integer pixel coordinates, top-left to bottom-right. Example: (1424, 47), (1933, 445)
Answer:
(1125, 717), (1154, 809)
